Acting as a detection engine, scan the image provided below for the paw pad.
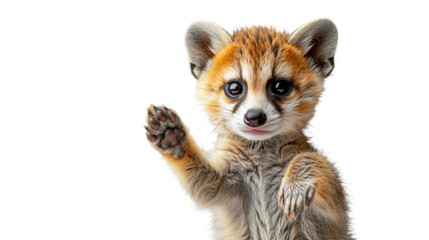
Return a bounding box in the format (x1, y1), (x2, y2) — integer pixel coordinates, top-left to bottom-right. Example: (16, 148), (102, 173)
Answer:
(145, 105), (186, 158)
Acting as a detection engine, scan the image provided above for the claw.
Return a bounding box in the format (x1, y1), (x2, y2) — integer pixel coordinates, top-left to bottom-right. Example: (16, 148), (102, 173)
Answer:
(147, 108), (153, 116)
(162, 105), (168, 110)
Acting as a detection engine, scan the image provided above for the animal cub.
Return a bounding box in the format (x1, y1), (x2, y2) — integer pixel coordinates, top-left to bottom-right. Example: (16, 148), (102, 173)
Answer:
(145, 19), (353, 240)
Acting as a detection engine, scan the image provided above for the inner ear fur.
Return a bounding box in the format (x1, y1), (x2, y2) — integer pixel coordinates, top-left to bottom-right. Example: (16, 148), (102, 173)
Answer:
(288, 19), (338, 78)
(185, 21), (231, 79)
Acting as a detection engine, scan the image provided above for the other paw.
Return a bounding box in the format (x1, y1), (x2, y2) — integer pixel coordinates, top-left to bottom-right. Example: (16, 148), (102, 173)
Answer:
(145, 105), (186, 158)
(279, 181), (315, 221)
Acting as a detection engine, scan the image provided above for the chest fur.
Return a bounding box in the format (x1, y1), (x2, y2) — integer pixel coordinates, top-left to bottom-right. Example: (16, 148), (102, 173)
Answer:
(212, 140), (303, 239)
(215, 153), (292, 239)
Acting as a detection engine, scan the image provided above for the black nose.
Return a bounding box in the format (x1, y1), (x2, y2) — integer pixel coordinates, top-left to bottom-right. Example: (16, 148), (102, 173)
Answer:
(244, 109), (267, 127)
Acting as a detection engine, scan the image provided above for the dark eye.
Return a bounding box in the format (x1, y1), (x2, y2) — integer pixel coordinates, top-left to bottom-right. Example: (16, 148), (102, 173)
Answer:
(224, 81), (243, 98)
(270, 79), (293, 97)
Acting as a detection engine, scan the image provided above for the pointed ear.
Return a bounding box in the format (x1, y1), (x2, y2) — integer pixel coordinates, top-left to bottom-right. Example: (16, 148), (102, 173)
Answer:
(288, 19), (338, 78)
(185, 21), (231, 79)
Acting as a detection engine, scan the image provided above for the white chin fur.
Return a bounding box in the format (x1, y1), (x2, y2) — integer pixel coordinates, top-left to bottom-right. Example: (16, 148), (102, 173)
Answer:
(236, 131), (278, 141)
(234, 129), (280, 141)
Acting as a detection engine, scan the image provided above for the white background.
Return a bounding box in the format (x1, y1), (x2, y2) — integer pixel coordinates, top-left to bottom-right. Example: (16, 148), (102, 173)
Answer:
(1, 0), (428, 239)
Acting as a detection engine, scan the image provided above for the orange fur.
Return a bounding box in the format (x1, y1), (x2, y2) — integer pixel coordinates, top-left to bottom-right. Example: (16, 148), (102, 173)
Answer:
(148, 19), (352, 239)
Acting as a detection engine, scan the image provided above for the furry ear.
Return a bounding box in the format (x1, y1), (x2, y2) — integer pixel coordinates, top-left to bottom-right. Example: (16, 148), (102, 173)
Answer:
(185, 21), (231, 79)
(288, 19), (338, 78)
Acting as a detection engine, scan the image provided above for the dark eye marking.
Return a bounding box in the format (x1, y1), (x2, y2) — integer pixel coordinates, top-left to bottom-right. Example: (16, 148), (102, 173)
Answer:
(223, 80), (247, 113)
(266, 78), (294, 113)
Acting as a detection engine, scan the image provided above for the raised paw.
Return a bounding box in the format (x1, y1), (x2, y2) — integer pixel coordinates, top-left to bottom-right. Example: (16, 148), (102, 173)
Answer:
(279, 181), (315, 221)
(145, 105), (186, 158)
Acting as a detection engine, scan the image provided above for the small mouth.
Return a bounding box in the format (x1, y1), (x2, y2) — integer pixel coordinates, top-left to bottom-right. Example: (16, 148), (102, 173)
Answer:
(242, 129), (273, 135)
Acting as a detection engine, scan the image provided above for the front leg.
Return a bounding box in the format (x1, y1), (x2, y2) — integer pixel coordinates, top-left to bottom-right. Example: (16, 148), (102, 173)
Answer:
(278, 152), (348, 222)
(144, 105), (225, 206)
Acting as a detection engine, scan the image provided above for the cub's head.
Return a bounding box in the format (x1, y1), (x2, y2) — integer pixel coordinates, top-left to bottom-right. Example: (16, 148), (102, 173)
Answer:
(185, 19), (338, 141)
